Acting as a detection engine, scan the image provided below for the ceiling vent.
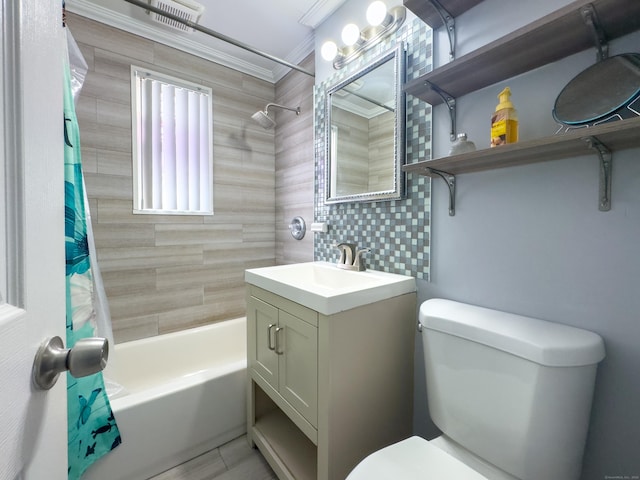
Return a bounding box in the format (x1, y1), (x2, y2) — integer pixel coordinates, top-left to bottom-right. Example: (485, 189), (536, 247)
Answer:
(148, 0), (205, 33)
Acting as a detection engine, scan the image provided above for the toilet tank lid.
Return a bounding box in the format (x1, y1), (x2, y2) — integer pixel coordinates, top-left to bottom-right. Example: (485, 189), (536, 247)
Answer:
(420, 299), (605, 367)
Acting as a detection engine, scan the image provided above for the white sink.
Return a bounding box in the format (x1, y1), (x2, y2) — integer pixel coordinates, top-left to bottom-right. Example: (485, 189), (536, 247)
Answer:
(245, 261), (416, 315)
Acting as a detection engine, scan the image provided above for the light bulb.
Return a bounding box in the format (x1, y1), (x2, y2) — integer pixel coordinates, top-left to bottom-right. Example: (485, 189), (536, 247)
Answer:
(366, 1), (387, 26)
(321, 41), (338, 61)
(341, 23), (360, 46)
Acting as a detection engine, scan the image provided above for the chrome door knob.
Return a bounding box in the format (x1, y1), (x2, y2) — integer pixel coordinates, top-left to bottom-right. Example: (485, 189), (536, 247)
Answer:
(32, 336), (109, 390)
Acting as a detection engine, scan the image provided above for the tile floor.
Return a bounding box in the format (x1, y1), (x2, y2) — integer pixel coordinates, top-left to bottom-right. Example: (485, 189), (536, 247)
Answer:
(148, 435), (278, 480)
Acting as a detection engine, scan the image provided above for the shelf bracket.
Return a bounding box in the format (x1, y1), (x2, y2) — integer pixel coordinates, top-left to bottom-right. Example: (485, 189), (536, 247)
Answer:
(584, 136), (612, 211)
(425, 0), (456, 60)
(580, 4), (608, 62)
(425, 81), (457, 141)
(427, 168), (456, 216)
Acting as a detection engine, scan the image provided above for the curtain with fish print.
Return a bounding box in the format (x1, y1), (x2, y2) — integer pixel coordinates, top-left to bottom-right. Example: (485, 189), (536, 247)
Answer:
(64, 29), (121, 479)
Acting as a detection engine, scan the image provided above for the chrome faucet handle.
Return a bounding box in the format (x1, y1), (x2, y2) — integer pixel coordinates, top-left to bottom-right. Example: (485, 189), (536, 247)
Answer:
(354, 248), (371, 271)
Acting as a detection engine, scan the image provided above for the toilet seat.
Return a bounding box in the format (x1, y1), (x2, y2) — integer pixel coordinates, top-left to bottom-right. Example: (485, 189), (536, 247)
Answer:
(346, 436), (489, 480)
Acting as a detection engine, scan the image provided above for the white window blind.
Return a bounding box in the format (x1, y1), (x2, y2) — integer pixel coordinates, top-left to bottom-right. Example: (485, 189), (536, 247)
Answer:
(132, 66), (213, 215)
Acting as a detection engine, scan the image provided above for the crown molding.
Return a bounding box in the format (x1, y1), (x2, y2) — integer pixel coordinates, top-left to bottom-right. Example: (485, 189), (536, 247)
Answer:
(65, 0), (278, 83)
(299, 0), (347, 28)
(272, 31), (316, 82)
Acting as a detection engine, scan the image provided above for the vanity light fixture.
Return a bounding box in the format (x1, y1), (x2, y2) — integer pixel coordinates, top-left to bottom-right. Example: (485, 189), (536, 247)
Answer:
(321, 1), (406, 70)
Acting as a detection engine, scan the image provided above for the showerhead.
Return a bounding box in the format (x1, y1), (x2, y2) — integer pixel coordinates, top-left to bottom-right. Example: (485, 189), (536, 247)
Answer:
(251, 110), (277, 129)
(251, 103), (300, 129)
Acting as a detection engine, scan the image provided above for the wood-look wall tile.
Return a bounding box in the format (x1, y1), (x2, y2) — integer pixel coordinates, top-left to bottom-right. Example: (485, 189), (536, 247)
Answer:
(203, 288), (246, 317)
(109, 287), (204, 320)
(154, 224), (238, 246)
(84, 172), (132, 200)
(154, 44), (246, 91)
(80, 147), (98, 174)
(92, 224), (155, 248)
(80, 120), (131, 153)
(97, 149), (132, 177)
(97, 245), (203, 272)
(82, 70), (131, 105)
(76, 94), (97, 123)
(71, 13), (292, 342)
(242, 224), (275, 242)
(66, 13), (155, 63)
(157, 304), (235, 336)
(274, 56), (315, 266)
(203, 243), (274, 265)
(241, 75), (277, 102)
(97, 199), (205, 224)
(97, 98), (130, 128)
(93, 47), (147, 81)
(101, 268), (157, 297)
(75, 41), (95, 72)
(112, 314), (159, 344)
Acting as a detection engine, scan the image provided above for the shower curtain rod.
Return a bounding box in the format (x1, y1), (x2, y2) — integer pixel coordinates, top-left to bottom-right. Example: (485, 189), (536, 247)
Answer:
(124, 0), (315, 78)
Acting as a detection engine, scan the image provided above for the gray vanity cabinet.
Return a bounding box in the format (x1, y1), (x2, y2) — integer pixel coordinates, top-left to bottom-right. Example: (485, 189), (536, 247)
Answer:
(246, 284), (416, 480)
(249, 291), (318, 430)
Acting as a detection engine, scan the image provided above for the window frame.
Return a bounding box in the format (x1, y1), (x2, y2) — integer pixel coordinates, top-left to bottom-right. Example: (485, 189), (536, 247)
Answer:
(131, 65), (214, 216)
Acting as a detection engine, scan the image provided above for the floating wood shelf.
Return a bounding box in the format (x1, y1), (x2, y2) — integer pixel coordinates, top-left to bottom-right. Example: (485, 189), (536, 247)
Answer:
(403, 0), (482, 29)
(401, 0), (640, 215)
(403, 117), (640, 177)
(404, 0), (640, 106)
(403, 117), (640, 215)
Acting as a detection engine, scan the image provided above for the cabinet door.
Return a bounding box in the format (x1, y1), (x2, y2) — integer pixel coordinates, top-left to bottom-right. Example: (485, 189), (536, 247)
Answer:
(248, 296), (279, 390)
(278, 310), (318, 427)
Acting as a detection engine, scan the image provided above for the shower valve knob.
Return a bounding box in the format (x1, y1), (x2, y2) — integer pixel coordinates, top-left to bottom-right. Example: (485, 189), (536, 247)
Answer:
(32, 336), (109, 390)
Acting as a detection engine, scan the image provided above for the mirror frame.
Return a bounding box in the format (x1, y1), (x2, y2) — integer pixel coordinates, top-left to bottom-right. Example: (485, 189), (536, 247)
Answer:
(324, 43), (406, 204)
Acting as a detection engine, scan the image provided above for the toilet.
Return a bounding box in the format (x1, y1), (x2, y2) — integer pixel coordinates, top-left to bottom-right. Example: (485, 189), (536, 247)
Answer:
(347, 299), (605, 480)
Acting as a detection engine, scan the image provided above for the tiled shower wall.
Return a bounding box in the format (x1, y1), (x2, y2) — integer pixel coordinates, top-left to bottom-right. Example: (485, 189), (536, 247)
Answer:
(67, 13), (285, 343)
(274, 55), (316, 265)
(314, 18), (433, 280)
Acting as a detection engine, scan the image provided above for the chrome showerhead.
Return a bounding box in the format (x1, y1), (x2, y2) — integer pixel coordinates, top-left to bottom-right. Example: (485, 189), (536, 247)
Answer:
(251, 103), (300, 129)
(251, 110), (277, 129)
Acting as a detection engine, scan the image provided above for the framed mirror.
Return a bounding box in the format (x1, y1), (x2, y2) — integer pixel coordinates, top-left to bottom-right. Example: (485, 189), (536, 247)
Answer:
(325, 43), (405, 204)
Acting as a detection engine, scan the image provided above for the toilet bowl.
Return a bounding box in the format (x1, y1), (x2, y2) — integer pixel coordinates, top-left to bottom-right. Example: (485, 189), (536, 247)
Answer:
(347, 299), (605, 480)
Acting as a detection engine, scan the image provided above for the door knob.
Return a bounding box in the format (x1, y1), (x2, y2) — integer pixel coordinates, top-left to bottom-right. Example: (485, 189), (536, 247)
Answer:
(32, 336), (109, 390)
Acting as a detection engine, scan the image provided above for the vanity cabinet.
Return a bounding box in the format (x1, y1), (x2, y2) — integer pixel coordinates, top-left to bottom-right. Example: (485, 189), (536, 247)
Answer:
(246, 285), (416, 480)
(249, 292), (318, 430)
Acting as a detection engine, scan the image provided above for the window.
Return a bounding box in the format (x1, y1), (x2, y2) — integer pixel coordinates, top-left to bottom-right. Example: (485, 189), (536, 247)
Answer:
(131, 66), (213, 215)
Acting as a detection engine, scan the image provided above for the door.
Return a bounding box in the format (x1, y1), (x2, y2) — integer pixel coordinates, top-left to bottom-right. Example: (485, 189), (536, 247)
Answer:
(0, 1), (66, 479)
(247, 296), (279, 389)
(278, 311), (318, 427)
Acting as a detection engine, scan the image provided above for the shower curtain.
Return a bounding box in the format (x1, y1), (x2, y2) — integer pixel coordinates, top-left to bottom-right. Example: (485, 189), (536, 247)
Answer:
(64, 25), (121, 479)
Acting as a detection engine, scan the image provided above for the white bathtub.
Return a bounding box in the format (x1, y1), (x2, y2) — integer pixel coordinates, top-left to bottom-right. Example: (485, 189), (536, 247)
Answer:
(84, 317), (247, 480)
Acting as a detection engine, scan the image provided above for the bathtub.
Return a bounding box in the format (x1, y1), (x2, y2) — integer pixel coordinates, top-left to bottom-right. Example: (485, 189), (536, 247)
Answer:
(84, 317), (247, 480)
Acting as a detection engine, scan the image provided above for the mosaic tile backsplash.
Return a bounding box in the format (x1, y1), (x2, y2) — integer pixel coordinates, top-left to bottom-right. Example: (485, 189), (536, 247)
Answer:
(314, 17), (433, 280)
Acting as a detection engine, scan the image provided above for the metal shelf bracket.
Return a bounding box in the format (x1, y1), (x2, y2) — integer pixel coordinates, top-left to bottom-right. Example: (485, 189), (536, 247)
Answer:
(584, 136), (612, 211)
(580, 4), (608, 62)
(426, 0), (456, 60)
(426, 81), (457, 141)
(427, 167), (456, 216)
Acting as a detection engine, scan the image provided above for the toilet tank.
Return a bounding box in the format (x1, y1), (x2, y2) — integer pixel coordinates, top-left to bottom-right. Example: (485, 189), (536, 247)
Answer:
(420, 299), (605, 480)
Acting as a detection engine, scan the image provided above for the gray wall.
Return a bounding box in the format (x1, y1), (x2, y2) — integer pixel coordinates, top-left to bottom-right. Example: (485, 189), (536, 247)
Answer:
(413, 2), (640, 479)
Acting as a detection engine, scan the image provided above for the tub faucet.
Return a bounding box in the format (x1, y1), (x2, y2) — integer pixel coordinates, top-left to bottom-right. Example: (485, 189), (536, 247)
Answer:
(334, 243), (370, 271)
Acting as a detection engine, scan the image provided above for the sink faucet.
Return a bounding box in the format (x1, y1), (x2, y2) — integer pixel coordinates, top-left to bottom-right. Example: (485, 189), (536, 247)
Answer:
(353, 248), (371, 271)
(335, 243), (370, 271)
